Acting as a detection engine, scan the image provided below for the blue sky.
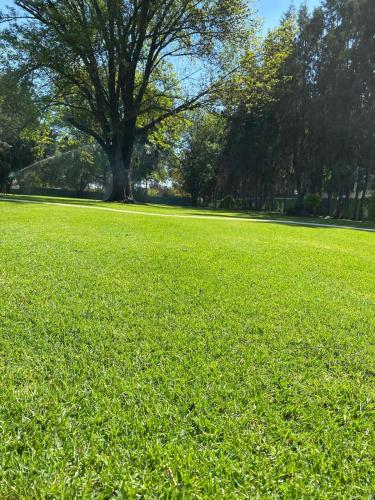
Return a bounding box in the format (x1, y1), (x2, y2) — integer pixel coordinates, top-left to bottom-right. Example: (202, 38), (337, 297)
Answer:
(0, 0), (321, 30)
(256, 0), (321, 30)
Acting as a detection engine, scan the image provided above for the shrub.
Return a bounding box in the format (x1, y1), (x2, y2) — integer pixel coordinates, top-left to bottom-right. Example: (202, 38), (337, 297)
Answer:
(369, 194), (375, 222)
(304, 193), (321, 214)
(147, 187), (159, 197)
(220, 195), (236, 210)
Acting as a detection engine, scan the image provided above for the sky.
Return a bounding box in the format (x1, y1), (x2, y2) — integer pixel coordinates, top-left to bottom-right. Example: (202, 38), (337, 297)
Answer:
(0, 0), (321, 30)
(256, 0), (321, 30)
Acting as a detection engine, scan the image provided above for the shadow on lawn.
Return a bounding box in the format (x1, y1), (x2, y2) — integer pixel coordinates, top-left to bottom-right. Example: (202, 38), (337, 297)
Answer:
(1, 195), (374, 233)
(0, 194), (100, 206)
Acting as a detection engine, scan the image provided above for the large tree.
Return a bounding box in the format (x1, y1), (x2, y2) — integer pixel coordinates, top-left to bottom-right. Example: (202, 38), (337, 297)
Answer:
(1, 0), (250, 201)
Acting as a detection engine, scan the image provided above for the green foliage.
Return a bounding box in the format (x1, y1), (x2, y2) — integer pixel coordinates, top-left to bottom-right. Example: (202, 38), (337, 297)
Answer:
(0, 72), (39, 143)
(220, 194), (236, 210)
(0, 72), (40, 183)
(131, 137), (175, 190)
(228, 14), (297, 110)
(23, 121), (54, 161)
(0, 198), (374, 496)
(209, 2), (375, 219)
(303, 193), (321, 214)
(18, 144), (108, 195)
(178, 112), (226, 205)
(17, 125), (107, 194)
(1, 0), (251, 200)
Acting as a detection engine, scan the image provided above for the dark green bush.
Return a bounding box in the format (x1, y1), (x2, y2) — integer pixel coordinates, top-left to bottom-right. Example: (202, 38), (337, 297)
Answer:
(304, 193), (321, 214)
(220, 195), (236, 210)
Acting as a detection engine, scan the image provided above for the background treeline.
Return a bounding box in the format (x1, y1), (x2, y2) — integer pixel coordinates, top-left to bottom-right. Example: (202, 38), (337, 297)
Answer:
(179, 0), (375, 219)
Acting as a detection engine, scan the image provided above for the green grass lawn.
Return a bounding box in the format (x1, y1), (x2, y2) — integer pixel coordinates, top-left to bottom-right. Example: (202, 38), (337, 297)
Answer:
(0, 198), (374, 497)
(3, 193), (375, 230)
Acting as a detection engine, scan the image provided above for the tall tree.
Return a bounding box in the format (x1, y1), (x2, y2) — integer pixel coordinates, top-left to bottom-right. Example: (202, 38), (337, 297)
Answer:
(1, 0), (250, 201)
(219, 14), (298, 208)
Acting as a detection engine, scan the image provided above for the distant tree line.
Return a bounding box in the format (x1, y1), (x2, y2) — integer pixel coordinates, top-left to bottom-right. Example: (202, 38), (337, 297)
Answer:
(177, 0), (375, 219)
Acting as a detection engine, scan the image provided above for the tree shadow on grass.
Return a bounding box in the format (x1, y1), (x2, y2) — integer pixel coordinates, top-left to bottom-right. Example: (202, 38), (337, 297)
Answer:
(1, 195), (374, 233)
(0, 194), (100, 206)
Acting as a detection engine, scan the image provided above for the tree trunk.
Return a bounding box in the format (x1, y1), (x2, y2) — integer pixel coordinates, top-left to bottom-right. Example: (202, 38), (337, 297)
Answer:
(353, 167), (361, 220)
(106, 135), (135, 202)
(327, 191), (333, 216)
(358, 167), (369, 220)
(191, 192), (198, 207)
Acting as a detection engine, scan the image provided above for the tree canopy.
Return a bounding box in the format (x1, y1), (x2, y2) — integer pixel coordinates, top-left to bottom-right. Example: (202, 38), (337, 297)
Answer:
(1, 0), (251, 200)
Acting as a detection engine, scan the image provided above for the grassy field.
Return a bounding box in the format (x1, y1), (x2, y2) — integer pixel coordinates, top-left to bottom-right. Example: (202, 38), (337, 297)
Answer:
(3, 193), (375, 230)
(0, 197), (374, 497)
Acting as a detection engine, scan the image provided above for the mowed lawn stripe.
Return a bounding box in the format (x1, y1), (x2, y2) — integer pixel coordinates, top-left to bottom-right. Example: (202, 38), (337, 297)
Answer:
(0, 201), (374, 497)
